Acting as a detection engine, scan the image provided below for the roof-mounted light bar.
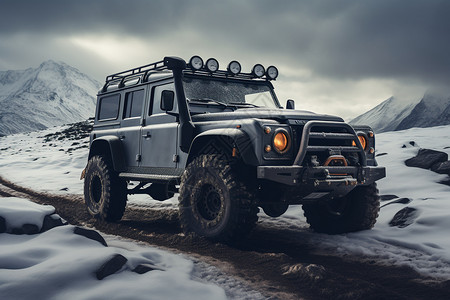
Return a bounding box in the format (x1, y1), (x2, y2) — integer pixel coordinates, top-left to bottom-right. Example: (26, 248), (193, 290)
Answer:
(252, 64), (265, 78)
(189, 55), (204, 70)
(186, 56), (278, 80)
(205, 58), (219, 72)
(227, 60), (241, 75)
(266, 66), (278, 80)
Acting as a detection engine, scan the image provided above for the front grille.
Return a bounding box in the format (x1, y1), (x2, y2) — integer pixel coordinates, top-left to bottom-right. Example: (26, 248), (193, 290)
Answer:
(293, 121), (366, 167)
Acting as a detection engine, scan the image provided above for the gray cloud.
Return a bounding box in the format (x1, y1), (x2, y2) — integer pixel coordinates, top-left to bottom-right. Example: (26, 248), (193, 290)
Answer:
(1, 0), (449, 117)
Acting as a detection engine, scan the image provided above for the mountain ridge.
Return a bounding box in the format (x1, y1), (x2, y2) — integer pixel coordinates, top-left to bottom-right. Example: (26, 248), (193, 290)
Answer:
(0, 60), (101, 136)
(351, 91), (450, 133)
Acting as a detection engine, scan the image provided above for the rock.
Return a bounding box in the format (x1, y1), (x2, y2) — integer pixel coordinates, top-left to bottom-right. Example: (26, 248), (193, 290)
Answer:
(22, 223), (40, 234)
(132, 263), (165, 274)
(431, 161), (450, 175)
(380, 195), (399, 201)
(0, 216), (6, 233)
(11, 223), (40, 235)
(95, 254), (128, 280)
(74, 227), (108, 247)
(401, 141), (418, 148)
(381, 198), (412, 208)
(41, 214), (66, 233)
(282, 263), (326, 281)
(405, 149), (448, 170)
(440, 178), (450, 187)
(389, 207), (419, 228)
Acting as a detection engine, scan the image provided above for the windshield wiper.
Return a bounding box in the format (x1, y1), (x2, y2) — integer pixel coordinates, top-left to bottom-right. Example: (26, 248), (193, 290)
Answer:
(229, 102), (259, 107)
(187, 98), (228, 108)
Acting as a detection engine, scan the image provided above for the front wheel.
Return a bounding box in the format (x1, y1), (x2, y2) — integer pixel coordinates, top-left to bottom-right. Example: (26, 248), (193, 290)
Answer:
(84, 155), (127, 222)
(178, 155), (258, 242)
(302, 183), (380, 234)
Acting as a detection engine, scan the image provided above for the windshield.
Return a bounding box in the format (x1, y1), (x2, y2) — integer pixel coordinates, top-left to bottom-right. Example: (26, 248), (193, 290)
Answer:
(183, 77), (279, 109)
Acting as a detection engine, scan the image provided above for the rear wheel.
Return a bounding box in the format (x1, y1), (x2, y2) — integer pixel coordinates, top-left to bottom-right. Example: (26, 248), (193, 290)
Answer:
(178, 154), (258, 242)
(84, 155), (127, 222)
(302, 183), (380, 234)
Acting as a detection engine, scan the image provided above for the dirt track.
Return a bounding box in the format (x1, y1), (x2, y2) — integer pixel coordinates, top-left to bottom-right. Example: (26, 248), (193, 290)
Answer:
(1, 176), (449, 300)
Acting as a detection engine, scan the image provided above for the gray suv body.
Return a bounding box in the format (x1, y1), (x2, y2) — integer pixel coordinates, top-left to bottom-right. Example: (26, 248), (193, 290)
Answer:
(82, 56), (386, 241)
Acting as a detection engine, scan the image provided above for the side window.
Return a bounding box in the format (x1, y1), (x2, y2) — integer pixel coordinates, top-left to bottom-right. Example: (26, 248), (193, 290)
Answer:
(123, 89), (144, 119)
(150, 83), (177, 116)
(98, 94), (120, 120)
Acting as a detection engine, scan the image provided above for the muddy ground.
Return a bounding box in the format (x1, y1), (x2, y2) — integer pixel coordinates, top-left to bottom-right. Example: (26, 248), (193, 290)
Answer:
(1, 176), (449, 300)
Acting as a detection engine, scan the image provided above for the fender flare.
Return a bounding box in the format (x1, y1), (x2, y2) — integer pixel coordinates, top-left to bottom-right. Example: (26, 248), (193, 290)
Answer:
(88, 136), (126, 172)
(187, 128), (258, 166)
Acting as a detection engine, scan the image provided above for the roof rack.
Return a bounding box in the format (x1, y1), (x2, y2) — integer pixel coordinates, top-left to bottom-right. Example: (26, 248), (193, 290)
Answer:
(102, 60), (168, 92)
(102, 56), (276, 93)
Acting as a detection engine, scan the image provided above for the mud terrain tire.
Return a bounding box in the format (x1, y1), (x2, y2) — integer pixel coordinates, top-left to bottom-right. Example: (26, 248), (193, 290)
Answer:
(84, 155), (127, 222)
(178, 154), (258, 242)
(303, 183), (380, 234)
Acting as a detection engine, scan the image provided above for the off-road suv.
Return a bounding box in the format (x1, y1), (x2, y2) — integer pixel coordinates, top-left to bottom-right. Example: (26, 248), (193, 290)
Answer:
(82, 56), (386, 241)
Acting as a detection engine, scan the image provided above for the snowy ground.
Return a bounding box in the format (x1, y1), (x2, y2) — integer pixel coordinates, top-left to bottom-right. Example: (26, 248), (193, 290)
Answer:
(1, 122), (450, 294)
(0, 198), (229, 300)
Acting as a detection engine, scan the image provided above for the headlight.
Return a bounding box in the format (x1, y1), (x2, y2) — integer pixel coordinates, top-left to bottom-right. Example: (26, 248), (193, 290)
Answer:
(266, 66), (278, 80)
(205, 58), (219, 72)
(252, 64), (265, 78)
(273, 129), (290, 153)
(227, 60), (241, 75)
(189, 55), (204, 70)
(352, 133), (367, 150)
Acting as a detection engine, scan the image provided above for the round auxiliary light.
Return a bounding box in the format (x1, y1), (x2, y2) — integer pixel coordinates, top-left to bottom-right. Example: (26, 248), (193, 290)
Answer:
(205, 58), (219, 72)
(227, 60), (241, 75)
(189, 55), (204, 70)
(266, 66), (279, 80)
(252, 64), (265, 78)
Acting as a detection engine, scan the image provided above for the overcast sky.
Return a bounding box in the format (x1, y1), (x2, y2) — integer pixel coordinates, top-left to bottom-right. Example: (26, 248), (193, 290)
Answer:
(1, 0), (449, 120)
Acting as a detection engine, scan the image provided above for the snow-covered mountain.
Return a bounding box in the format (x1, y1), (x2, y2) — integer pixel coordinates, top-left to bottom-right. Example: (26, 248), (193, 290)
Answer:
(351, 91), (450, 133)
(0, 60), (101, 136)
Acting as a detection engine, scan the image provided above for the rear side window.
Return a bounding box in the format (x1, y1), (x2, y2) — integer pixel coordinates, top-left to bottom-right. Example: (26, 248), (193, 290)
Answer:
(123, 89), (144, 119)
(98, 94), (120, 120)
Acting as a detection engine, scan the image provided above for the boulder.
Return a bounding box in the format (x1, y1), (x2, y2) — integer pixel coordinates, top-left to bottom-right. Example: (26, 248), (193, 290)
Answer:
(389, 207), (419, 228)
(132, 263), (165, 274)
(95, 254), (128, 280)
(380, 195), (399, 201)
(74, 227), (108, 247)
(405, 149), (448, 170)
(381, 198), (411, 208)
(41, 214), (67, 233)
(431, 160), (450, 175)
(11, 223), (40, 235)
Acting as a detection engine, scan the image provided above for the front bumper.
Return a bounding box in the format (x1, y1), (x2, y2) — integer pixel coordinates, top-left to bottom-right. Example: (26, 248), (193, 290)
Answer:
(257, 165), (386, 187)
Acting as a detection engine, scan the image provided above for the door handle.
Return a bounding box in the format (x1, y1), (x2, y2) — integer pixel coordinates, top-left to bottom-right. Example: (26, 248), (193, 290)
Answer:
(119, 135), (125, 140)
(142, 132), (151, 138)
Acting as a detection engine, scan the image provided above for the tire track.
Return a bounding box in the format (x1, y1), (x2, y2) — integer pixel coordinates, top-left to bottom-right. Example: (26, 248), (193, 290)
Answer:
(1, 176), (449, 300)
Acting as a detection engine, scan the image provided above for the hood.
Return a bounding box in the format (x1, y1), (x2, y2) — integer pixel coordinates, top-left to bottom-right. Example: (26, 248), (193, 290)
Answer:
(191, 108), (344, 123)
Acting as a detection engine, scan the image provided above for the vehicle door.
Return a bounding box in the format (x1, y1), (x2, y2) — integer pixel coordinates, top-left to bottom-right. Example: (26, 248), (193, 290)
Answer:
(117, 87), (146, 168)
(140, 82), (179, 170)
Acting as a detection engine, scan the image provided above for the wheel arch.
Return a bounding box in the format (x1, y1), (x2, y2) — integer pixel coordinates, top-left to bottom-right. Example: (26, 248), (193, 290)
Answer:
(186, 128), (258, 166)
(88, 136), (126, 172)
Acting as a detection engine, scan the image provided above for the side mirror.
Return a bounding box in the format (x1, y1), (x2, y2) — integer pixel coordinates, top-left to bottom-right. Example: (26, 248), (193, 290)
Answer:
(161, 90), (175, 111)
(286, 99), (295, 110)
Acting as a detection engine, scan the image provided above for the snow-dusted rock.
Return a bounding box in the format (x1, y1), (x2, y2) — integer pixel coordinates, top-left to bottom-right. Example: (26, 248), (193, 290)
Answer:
(405, 149), (448, 170)
(431, 161), (450, 175)
(0, 197), (65, 234)
(389, 207), (419, 228)
(95, 254), (128, 280)
(74, 226), (108, 247)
